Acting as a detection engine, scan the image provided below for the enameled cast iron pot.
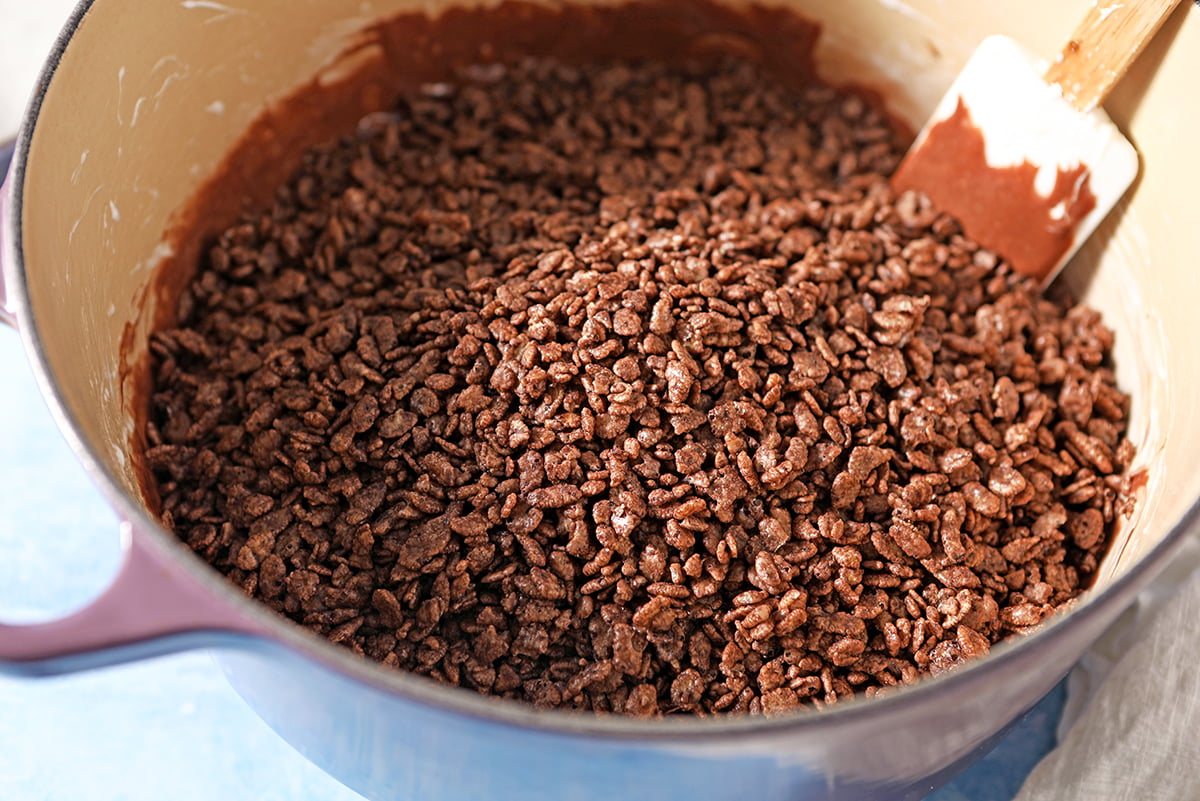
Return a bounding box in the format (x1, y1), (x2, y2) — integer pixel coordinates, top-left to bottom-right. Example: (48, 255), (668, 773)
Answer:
(0, 1), (1196, 799)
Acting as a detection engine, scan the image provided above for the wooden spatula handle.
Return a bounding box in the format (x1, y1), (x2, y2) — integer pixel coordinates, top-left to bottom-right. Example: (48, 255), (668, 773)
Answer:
(1044, 0), (1186, 112)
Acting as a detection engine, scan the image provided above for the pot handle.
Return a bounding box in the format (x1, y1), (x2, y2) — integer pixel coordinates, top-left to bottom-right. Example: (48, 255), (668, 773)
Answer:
(0, 137), (15, 328)
(0, 144), (265, 674)
(0, 145), (265, 676)
(0, 522), (264, 677)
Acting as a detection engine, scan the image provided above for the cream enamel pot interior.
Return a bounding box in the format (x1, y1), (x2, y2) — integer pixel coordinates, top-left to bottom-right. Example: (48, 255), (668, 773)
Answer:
(0, 1), (1196, 799)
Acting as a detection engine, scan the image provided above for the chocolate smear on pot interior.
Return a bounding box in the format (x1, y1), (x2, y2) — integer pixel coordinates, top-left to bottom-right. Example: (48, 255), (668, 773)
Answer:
(143, 50), (1134, 717)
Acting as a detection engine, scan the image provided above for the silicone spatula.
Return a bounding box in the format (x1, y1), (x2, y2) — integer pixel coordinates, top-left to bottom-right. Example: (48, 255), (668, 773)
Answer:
(892, 0), (1185, 285)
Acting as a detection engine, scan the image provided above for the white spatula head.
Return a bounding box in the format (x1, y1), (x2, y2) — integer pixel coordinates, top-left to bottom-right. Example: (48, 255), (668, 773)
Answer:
(893, 35), (1139, 285)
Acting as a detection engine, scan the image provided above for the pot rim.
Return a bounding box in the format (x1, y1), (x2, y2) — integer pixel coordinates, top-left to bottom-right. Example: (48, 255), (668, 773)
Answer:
(6, 0), (1196, 742)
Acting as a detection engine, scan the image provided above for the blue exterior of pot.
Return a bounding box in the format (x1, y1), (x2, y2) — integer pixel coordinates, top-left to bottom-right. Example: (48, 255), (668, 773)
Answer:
(208, 574), (1127, 801)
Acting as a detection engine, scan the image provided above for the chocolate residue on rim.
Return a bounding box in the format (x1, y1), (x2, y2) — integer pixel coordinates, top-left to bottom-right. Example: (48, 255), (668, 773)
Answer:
(891, 97), (1097, 282)
(124, 0), (828, 511)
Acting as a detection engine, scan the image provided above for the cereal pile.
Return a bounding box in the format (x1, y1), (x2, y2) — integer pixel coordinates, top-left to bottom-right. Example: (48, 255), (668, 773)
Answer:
(145, 58), (1133, 715)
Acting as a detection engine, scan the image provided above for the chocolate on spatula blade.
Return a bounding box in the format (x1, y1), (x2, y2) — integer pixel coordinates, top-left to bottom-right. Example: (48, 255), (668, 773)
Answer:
(894, 0), (1186, 285)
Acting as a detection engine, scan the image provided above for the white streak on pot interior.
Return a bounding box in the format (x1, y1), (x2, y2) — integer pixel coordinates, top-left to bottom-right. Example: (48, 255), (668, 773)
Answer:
(179, 0), (251, 25)
(115, 66), (125, 125)
(108, 200), (121, 223)
(130, 96), (146, 127)
(67, 184), (105, 246)
(70, 150), (89, 185)
(114, 436), (129, 469)
(206, 100), (225, 115)
(124, 57), (190, 129)
(150, 54), (184, 75)
(131, 241), (177, 277)
(105, 371), (130, 470)
(79, 284), (122, 440)
(153, 71), (189, 102)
